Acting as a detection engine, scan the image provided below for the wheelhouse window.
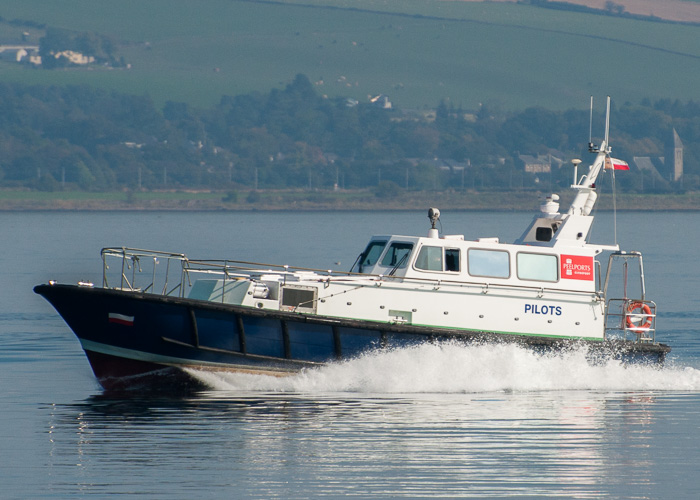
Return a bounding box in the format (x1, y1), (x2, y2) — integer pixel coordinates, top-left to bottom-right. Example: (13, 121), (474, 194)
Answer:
(445, 249), (460, 272)
(468, 248), (510, 278)
(415, 246), (442, 271)
(517, 252), (558, 282)
(357, 240), (387, 272)
(380, 242), (413, 269)
(415, 246), (460, 272)
(536, 227), (553, 242)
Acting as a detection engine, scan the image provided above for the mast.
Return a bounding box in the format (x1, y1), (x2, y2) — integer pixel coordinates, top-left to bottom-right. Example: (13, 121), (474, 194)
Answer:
(568, 96), (611, 216)
(515, 96), (621, 249)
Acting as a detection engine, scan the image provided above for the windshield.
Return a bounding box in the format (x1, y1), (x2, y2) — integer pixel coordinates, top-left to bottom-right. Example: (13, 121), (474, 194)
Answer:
(380, 242), (414, 268)
(355, 240), (387, 273)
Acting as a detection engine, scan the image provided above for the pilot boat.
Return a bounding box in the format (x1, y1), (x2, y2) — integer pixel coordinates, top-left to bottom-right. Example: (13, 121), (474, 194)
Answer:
(35, 99), (670, 390)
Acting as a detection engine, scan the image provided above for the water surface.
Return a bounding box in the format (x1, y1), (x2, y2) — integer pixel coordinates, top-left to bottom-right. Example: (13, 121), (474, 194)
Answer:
(2, 210), (700, 498)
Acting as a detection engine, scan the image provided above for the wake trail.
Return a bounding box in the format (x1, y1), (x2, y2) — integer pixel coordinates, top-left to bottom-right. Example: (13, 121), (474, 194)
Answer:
(187, 342), (700, 394)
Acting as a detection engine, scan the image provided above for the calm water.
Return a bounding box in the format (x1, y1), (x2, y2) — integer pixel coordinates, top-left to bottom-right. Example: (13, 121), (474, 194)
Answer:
(2, 210), (700, 499)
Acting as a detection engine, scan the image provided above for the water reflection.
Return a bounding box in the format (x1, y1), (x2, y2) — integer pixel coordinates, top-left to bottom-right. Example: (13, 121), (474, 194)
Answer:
(42, 390), (685, 498)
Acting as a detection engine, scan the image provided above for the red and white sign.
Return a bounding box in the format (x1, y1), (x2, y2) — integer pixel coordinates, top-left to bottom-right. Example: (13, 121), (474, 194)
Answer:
(108, 312), (134, 326)
(561, 255), (594, 281)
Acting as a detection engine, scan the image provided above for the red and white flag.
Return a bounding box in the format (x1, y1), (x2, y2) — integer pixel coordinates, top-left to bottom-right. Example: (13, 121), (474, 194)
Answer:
(604, 157), (630, 170)
(108, 313), (134, 326)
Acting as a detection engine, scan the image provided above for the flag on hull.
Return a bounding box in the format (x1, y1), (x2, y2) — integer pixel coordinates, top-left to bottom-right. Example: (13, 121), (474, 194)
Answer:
(108, 313), (134, 326)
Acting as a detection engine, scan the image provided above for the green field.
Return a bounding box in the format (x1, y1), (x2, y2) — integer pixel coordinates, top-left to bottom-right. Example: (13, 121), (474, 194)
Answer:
(2, 0), (700, 110)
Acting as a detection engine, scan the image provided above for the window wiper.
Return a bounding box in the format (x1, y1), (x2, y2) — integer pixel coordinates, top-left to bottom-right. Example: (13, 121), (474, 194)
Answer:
(388, 253), (409, 276)
(350, 253), (363, 273)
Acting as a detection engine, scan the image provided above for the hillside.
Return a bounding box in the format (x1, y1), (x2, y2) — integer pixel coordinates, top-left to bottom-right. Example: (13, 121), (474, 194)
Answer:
(557, 0), (700, 23)
(1, 0), (699, 110)
(460, 0), (700, 24)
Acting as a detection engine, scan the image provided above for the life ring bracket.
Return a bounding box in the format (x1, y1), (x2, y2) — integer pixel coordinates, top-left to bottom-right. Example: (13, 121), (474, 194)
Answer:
(625, 301), (654, 335)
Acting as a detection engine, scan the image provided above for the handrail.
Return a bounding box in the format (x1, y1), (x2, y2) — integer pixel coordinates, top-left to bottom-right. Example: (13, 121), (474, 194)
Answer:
(101, 247), (189, 297)
(605, 298), (656, 343)
(101, 247), (188, 260)
(602, 250), (645, 302)
(186, 258), (596, 295)
(601, 250), (655, 343)
(185, 259), (596, 297)
(100, 246), (601, 300)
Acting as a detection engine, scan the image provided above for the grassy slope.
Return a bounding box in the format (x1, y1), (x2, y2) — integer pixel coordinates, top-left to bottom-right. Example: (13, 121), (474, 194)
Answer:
(1, 0), (699, 110)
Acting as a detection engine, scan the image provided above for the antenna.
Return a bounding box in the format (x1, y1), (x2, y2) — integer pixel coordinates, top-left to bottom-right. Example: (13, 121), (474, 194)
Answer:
(604, 96), (611, 151)
(588, 96), (597, 152)
(589, 96), (593, 145)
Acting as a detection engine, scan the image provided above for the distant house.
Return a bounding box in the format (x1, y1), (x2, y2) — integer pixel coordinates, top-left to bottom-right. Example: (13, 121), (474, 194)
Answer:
(0, 45), (40, 65)
(519, 154), (551, 173)
(52, 50), (95, 65)
(408, 157), (470, 174)
(0, 45), (97, 67)
(632, 156), (664, 179)
(370, 94), (392, 109)
(632, 128), (684, 182)
(519, 152), (566, 174)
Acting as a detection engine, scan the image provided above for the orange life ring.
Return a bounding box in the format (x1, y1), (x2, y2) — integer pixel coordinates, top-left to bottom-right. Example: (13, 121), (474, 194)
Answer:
(626, 302), (653, 332)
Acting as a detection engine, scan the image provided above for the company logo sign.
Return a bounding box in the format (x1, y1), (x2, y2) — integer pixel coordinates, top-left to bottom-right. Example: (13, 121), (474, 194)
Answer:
(561, 255), (594, 281)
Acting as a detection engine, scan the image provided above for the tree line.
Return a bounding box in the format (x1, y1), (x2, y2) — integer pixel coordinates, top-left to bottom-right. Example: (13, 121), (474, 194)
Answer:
(1, 74), (698, 194)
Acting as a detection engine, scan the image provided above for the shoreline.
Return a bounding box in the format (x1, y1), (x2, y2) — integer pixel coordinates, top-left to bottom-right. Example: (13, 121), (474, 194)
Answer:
(3, 190), (700, 211)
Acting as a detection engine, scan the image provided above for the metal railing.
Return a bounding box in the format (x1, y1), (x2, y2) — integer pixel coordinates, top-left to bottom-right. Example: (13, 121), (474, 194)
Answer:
(605, 298), (657, 343)
(101, 247), (611, 312)
(100, 247), (354, 299)
(602, 250), (658, 343)
(101, 247), (190, 296)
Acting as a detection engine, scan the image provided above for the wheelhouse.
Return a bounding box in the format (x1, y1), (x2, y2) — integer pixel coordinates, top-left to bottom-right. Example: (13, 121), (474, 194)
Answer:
(353, 233), (598, 293)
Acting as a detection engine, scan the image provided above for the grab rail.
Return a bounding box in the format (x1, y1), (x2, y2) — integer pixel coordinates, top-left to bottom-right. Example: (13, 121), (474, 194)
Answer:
(101, 246), (604, 301)
(100, 247), (356, 298)
(605, 298), (657, 343)
(602, 251), (656, 343)
(101, 247), (189, 297)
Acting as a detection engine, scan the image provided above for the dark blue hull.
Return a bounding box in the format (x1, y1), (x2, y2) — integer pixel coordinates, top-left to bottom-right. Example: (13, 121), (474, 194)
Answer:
(35, 283), (671, 390)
